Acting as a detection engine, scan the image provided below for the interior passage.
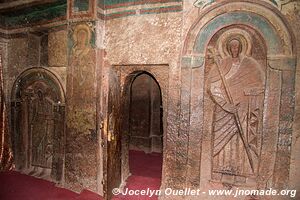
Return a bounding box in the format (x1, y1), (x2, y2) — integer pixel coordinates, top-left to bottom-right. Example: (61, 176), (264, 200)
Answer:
(113, 150), (163, 200)
(129, 73), (163, 153)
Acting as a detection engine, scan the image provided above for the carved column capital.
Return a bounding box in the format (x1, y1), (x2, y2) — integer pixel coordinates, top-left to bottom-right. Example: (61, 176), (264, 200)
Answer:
(268, 55), (296, 71)
(181, 54), (205, 69)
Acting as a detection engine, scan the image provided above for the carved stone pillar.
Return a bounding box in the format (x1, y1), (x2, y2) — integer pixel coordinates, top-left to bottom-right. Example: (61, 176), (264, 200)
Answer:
(181, 55), (204, 189)
(64, 0), (99, 193)
(268, 56), (297, 189)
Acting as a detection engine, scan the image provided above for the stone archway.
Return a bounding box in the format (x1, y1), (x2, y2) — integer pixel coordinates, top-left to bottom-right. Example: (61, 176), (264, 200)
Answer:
(11, 67), (65, 182)
(129, 72), (163, 153)
(181, 0), (296, 190)
(120, 70), (166, 181)
(104, 65), (169, 199)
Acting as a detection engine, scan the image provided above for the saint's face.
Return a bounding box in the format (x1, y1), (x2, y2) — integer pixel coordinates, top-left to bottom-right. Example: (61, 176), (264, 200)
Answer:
(229, 41), (241, 58)
(77, 30), (87, 46)
(37, 90), (44, 100)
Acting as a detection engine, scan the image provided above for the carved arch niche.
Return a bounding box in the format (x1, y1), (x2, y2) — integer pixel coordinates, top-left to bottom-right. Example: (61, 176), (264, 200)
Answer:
(204, 25), (267, 186)
(182, 0), (296, 190)
(11, 68), (66, 182)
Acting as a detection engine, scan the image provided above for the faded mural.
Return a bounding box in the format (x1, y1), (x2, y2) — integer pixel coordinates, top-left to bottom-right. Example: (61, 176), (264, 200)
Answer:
(64, 22), (98, 193)
(69, 23), (95, 107)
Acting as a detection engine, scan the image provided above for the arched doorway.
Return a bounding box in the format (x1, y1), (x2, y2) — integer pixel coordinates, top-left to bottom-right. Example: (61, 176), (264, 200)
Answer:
(129, 73), (163, 154)
(128, 72), (163, 182)
(106, 69), (165, 199)
(11, 68), (65, 182)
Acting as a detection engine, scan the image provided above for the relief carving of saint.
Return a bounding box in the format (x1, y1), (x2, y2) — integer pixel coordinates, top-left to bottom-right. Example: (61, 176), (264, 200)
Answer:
(30, 88), (54, 169)
(207, 38), (265, 184)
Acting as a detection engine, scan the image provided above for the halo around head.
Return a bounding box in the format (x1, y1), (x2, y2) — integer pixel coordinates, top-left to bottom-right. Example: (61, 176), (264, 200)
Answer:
(73, 24), (91, 45)
(217, 28), (252, 58)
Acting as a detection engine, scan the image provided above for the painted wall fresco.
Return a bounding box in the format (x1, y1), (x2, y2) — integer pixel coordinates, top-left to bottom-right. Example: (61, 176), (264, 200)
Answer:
(98, 0), (182, 8)
(68, 23), (96, 107)
(74, 0), (90, 12)
(0, 0), (184, 34)
(193, 0), (297, 10)
(0, 0), (67, 29)
(69, 0), (95, 19)
(97, 0), (182, 19)
(64, 22), (98, 193)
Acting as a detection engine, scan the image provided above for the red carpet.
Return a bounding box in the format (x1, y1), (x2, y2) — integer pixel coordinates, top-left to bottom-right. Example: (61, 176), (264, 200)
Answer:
(0, 170), (103, 200)
(113, 150), (163, 200)
(0, 150), (162, 200)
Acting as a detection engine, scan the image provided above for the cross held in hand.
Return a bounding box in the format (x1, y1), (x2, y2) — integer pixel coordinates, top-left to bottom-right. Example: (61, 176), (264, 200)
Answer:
(207, 46), (220, 62)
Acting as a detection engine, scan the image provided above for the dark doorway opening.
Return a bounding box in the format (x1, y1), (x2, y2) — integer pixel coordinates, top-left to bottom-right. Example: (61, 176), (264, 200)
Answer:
(108, 70), (164, 200)
(129, 73), (163, 154)
(111, 72), (163, 199)
(128, 72), (163, 178)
